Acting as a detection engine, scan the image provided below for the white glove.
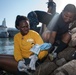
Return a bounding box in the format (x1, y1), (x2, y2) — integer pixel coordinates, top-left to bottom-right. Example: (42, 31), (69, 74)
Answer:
(29, 54), (38, 70)
(18, 59), (29, 72)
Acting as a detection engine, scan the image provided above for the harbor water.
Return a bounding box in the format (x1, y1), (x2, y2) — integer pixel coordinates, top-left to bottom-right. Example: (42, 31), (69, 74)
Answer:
(0, 38), (14, 55)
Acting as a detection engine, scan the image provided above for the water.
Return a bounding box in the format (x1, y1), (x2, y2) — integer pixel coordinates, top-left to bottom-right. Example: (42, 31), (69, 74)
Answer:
(0, 38), (14, 55)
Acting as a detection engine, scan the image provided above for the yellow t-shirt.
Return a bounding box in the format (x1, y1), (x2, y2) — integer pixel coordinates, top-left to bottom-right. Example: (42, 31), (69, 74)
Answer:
(14, 30), (48, 61)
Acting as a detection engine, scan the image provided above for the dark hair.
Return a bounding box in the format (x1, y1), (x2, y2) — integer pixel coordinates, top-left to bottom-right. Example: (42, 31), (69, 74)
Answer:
(63, 4), (76, 13)
(15, 15), (28, 29)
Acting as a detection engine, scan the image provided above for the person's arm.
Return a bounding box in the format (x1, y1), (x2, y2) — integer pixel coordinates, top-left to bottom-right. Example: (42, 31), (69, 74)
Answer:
(49, 31), (57, 44)
(14, 35), (23, 62)
(33, 31), (48, 60)
(14, 34), (30, 72)
(39, 24), (47, 35)
(38, 50), (48, 60)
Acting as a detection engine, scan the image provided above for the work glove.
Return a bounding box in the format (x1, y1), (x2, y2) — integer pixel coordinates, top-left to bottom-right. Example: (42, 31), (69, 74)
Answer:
(30, 43), (52, 55)
(29, 54), (38, 70)
(40, 43), (52, 50)
(18, 59), (29, 72)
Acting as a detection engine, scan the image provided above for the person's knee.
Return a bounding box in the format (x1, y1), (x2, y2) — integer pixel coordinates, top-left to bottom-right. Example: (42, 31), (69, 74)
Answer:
(0, 56), (17, 72)
(62, 33), (71, 43)
(42, 31), (51, 42)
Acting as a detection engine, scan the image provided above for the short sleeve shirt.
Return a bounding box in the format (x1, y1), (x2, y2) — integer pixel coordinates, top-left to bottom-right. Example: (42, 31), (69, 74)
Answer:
(52, 14), (69, 36)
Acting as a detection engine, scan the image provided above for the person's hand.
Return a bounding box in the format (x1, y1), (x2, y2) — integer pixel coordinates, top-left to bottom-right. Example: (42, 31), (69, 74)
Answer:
(18, 59), (29, 72)
(29, 54), (38, 70)
(30, 43), (52, 55)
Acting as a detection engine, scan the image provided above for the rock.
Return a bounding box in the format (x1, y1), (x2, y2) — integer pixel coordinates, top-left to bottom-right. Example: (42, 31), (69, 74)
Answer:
(58, 47), (76, 61)
(54, 60), (76, 75)
(70, 27), (76, 35)
(69, 33), (76, 47)
(33, 62), (57, 75)
(54, 71), (66, 75)
(56, 58), (66, 66)
(69, 20), (76, 30)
